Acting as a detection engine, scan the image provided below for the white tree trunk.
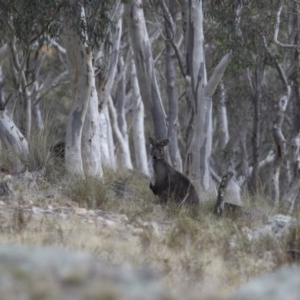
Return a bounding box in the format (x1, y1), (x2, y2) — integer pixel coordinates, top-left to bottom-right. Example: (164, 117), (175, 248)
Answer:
(96, 3), (123, 170)
(99, 107), (116, 169)
(108, 97), (133, 170)
(82, 75), (103, 178)
(185, 0), (231, 194)
(162, 0), (183, 172)
(32, 82), (44, 132)
(0, 110), (29, 172)
(64, 4), (93, 176)
(130, 59), (148, 175)
(218, 81), (229, 150)
(126, 0), (167, 140)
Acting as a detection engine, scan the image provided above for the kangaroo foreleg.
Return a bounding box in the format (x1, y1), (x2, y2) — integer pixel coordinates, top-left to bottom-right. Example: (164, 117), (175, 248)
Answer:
(149, 183), (158, 195)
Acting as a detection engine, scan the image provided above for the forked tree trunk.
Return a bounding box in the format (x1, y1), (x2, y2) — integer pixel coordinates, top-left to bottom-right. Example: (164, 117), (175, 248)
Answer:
(184, 0), (231, 194)
(108, 97), (133, 170)
(112, 58), (133, 170)
(8, 40), (32, 138)
(130, 59), (148, 176)
(64, 3), (93, 176)
(126, 0), (167, 140)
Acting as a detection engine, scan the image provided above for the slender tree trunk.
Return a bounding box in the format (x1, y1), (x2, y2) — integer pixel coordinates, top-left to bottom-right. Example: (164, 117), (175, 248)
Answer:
(248, 53), (265, 196)
(126, 0), (167, 140)
(283, 133), (300, 213)
(32, 103), (44, 132)
(130, 59), (148, 175)
(184, 0), (232, 194)
(32, 82), (44, 132)
(218, 81), (229, 150)
(64, 3), (93, 176)
(115, 57), (127, 137)
(109, 97), (133, 170)
(162, 0), (183, 172)
(96, 3), (123, 169)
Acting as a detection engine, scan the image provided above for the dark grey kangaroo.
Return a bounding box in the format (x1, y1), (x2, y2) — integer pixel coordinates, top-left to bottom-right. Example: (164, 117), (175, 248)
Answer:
(148, 137), (200, 206)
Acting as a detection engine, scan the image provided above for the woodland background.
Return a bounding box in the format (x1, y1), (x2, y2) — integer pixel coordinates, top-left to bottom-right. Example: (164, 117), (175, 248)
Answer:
(0, 0), (300, 211)
(0, 1), (300, 299)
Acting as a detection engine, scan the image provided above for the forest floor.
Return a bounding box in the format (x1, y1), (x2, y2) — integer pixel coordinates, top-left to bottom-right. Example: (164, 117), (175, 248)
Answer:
(0, 167), (299, 299)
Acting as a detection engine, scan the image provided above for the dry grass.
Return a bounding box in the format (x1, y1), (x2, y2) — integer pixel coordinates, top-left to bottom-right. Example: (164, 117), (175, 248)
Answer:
(0, 167), (299, 299)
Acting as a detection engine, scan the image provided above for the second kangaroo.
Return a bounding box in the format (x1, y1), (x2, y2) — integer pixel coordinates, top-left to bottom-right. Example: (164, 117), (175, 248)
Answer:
(148, 137), (200, 206)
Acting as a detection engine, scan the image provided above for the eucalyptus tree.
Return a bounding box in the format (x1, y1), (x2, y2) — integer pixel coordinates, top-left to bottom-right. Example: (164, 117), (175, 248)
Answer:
(161, 0), (183, 172)
(183, 0), (232, 194)
(0, 0), (126, 176)
(126, 0), (167, 141)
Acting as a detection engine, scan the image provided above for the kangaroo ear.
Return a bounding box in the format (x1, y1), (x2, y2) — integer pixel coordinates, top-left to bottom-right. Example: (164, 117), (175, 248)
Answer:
(149, 137), (157, 145)
(160, 139), (169, 147)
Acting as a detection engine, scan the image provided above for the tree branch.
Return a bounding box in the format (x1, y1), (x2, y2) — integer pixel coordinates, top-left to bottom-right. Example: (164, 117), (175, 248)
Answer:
(273, 1), (297, 49)
(205, 51), (232, 98)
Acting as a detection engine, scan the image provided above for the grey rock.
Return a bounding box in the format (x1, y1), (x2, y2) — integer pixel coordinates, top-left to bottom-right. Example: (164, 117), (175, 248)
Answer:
(233, 266), (300, 300)
(233, 214), (297, 244)
(0, 245), (170, 300)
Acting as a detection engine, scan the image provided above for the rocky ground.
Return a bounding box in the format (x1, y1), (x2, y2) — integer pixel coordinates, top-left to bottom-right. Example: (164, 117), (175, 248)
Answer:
(0, 170), (299, 299)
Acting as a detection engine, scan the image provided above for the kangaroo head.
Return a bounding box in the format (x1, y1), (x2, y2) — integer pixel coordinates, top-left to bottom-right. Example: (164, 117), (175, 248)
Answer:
(149, 137), (169, 160)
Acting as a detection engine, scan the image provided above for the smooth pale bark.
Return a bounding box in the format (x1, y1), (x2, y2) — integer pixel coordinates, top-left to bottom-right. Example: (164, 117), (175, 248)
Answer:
(272, 90), (291, 206)
(162, 0), (183, 172)
(32, 103), (44, 132)
(185, 0), (231, 194)
(126, 0), (167, 140)
(99, 106), (115, 169)
(96, 4), (123, 169)
(8, 40), (31, 137)
(82, 76), (103, 178)
(215, 81), (241, 205)
(112, 58), (133, 170)
(0, 110), (29, 172)
(32, 82), (44, 132)
(108, 97), (133, 170)
(218, 81), (229, 150)
(130, 60), (148, 176)
(115, 57), (127, 137)
(64, 4), (93, 176)
(282, 133), (300, 213)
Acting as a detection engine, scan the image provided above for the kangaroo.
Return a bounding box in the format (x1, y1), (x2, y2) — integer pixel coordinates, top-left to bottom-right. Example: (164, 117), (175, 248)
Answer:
(148, 137), (200, 206)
